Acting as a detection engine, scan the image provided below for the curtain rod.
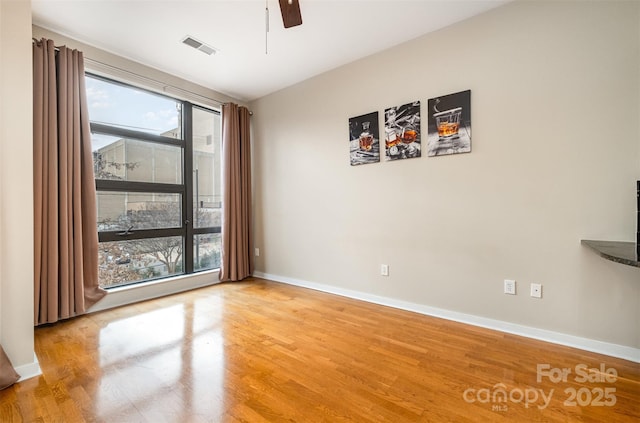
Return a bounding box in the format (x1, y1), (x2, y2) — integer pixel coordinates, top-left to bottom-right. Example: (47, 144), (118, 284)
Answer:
(84, 57), (229, 107)
(86, 58), (254, 115)
(32, 38), (251, 113)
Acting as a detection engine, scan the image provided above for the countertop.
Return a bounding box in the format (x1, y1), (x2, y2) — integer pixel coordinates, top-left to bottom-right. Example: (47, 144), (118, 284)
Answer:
(581, 240), (639, 268)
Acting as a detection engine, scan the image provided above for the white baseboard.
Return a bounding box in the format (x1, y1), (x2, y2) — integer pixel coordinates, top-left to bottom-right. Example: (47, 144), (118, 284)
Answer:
(16, 353), (41, 382)
(253, 271), (640, 363)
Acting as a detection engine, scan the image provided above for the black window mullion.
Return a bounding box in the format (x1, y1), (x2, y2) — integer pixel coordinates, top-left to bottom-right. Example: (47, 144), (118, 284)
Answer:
(193, 227), (221, 235)
(98, 227), (184, 243)
(183, 104), (194, 273)
(96, 180), (184, 193)
(91, 122), (183, 147)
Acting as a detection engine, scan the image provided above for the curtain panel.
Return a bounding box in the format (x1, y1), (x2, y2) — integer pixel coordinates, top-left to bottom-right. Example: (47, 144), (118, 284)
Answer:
(0, 345), (20, 390)
(220, 103), (253, 281)
(33, 38), (106, 325)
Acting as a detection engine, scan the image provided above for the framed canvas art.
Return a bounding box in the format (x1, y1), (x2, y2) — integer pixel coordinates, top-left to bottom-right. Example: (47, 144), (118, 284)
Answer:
(427, 90), (471, 157)
(349, 111), (380, 166)
(384, 101), (421, 161)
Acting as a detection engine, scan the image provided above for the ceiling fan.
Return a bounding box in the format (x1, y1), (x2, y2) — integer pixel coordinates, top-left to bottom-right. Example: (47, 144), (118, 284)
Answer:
(278, 0), (303, 28)
(265, 0), (302, 53)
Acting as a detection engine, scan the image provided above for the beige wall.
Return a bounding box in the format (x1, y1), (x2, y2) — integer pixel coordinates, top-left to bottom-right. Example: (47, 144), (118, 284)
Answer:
(251, 0), (640, 349)
(0, 0), (35, 367)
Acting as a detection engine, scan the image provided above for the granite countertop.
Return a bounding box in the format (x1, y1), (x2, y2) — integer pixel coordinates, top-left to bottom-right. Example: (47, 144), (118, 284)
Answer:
(581, 240), (640, 268)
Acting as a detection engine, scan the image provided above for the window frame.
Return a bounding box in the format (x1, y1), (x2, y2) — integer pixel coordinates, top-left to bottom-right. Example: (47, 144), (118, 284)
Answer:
(88, 73), (221, 287)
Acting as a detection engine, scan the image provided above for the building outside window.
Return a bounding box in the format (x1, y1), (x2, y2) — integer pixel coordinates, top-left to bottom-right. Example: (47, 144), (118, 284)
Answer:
(87, 74), (221, 289)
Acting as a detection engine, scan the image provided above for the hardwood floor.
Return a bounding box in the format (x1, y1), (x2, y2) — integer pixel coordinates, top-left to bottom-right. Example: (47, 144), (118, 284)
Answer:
(1, 278), (638, 422)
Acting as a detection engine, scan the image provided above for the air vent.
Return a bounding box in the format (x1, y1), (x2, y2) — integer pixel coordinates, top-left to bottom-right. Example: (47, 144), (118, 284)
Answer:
(181, 36), (217, 56)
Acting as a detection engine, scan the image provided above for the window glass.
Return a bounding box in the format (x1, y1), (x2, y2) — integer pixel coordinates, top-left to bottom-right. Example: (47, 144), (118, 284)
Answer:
(192, 107), (221, 228)
(96, 192), (182, 231)
(92, 134), (183, 183)
(194, 233), (221, 272)
(86, 75), (182, 138)
(98, 237), (183, 288)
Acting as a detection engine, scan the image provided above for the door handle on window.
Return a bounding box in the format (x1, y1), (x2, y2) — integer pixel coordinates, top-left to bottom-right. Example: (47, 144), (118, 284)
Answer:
(117, 226), (134, 236)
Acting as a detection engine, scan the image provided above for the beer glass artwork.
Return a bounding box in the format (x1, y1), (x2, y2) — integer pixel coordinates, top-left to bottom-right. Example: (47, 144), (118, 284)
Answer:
(433, 107), (462, 139)
(359, 121), (374, 151)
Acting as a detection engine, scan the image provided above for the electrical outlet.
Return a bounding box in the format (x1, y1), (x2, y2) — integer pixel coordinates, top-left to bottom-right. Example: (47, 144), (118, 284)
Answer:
(254, 247), (260, 257)
(380, 264), (389, 276)
(504, 279), (516, 295)
(530, 283), (542, 298)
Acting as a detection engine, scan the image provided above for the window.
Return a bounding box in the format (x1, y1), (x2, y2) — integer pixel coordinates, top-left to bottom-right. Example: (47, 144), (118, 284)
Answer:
(87, 74), (221, 289)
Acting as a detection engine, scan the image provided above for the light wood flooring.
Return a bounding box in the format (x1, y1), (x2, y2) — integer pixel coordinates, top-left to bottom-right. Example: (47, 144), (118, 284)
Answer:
(1, 278), (638, 422)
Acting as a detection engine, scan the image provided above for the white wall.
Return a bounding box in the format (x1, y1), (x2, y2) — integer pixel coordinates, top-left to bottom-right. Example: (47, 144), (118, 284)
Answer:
(251, 0), (640, 352)
(0, 0), (35, 370)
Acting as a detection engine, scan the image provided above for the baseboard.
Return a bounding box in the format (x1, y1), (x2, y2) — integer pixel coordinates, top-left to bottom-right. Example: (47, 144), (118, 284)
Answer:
(253, 271), (640, 363)
(16, 353), (41, 382)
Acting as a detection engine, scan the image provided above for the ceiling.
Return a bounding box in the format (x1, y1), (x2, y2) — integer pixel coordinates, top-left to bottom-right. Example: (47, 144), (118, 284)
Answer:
(31, 0), (509, 102)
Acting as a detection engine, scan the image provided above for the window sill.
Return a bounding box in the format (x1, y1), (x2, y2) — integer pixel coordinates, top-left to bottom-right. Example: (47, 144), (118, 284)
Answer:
(89, 269), (220, 313)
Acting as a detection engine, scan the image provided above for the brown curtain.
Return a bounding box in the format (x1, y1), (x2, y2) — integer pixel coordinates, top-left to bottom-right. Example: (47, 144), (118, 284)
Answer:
(0, 345), (20, 390)
(33, 38), (106, 325)
(220, 103), (253, 281)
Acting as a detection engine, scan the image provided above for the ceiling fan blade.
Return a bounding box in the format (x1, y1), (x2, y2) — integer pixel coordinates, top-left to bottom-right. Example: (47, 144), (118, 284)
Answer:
(279, 0), (302, 28)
